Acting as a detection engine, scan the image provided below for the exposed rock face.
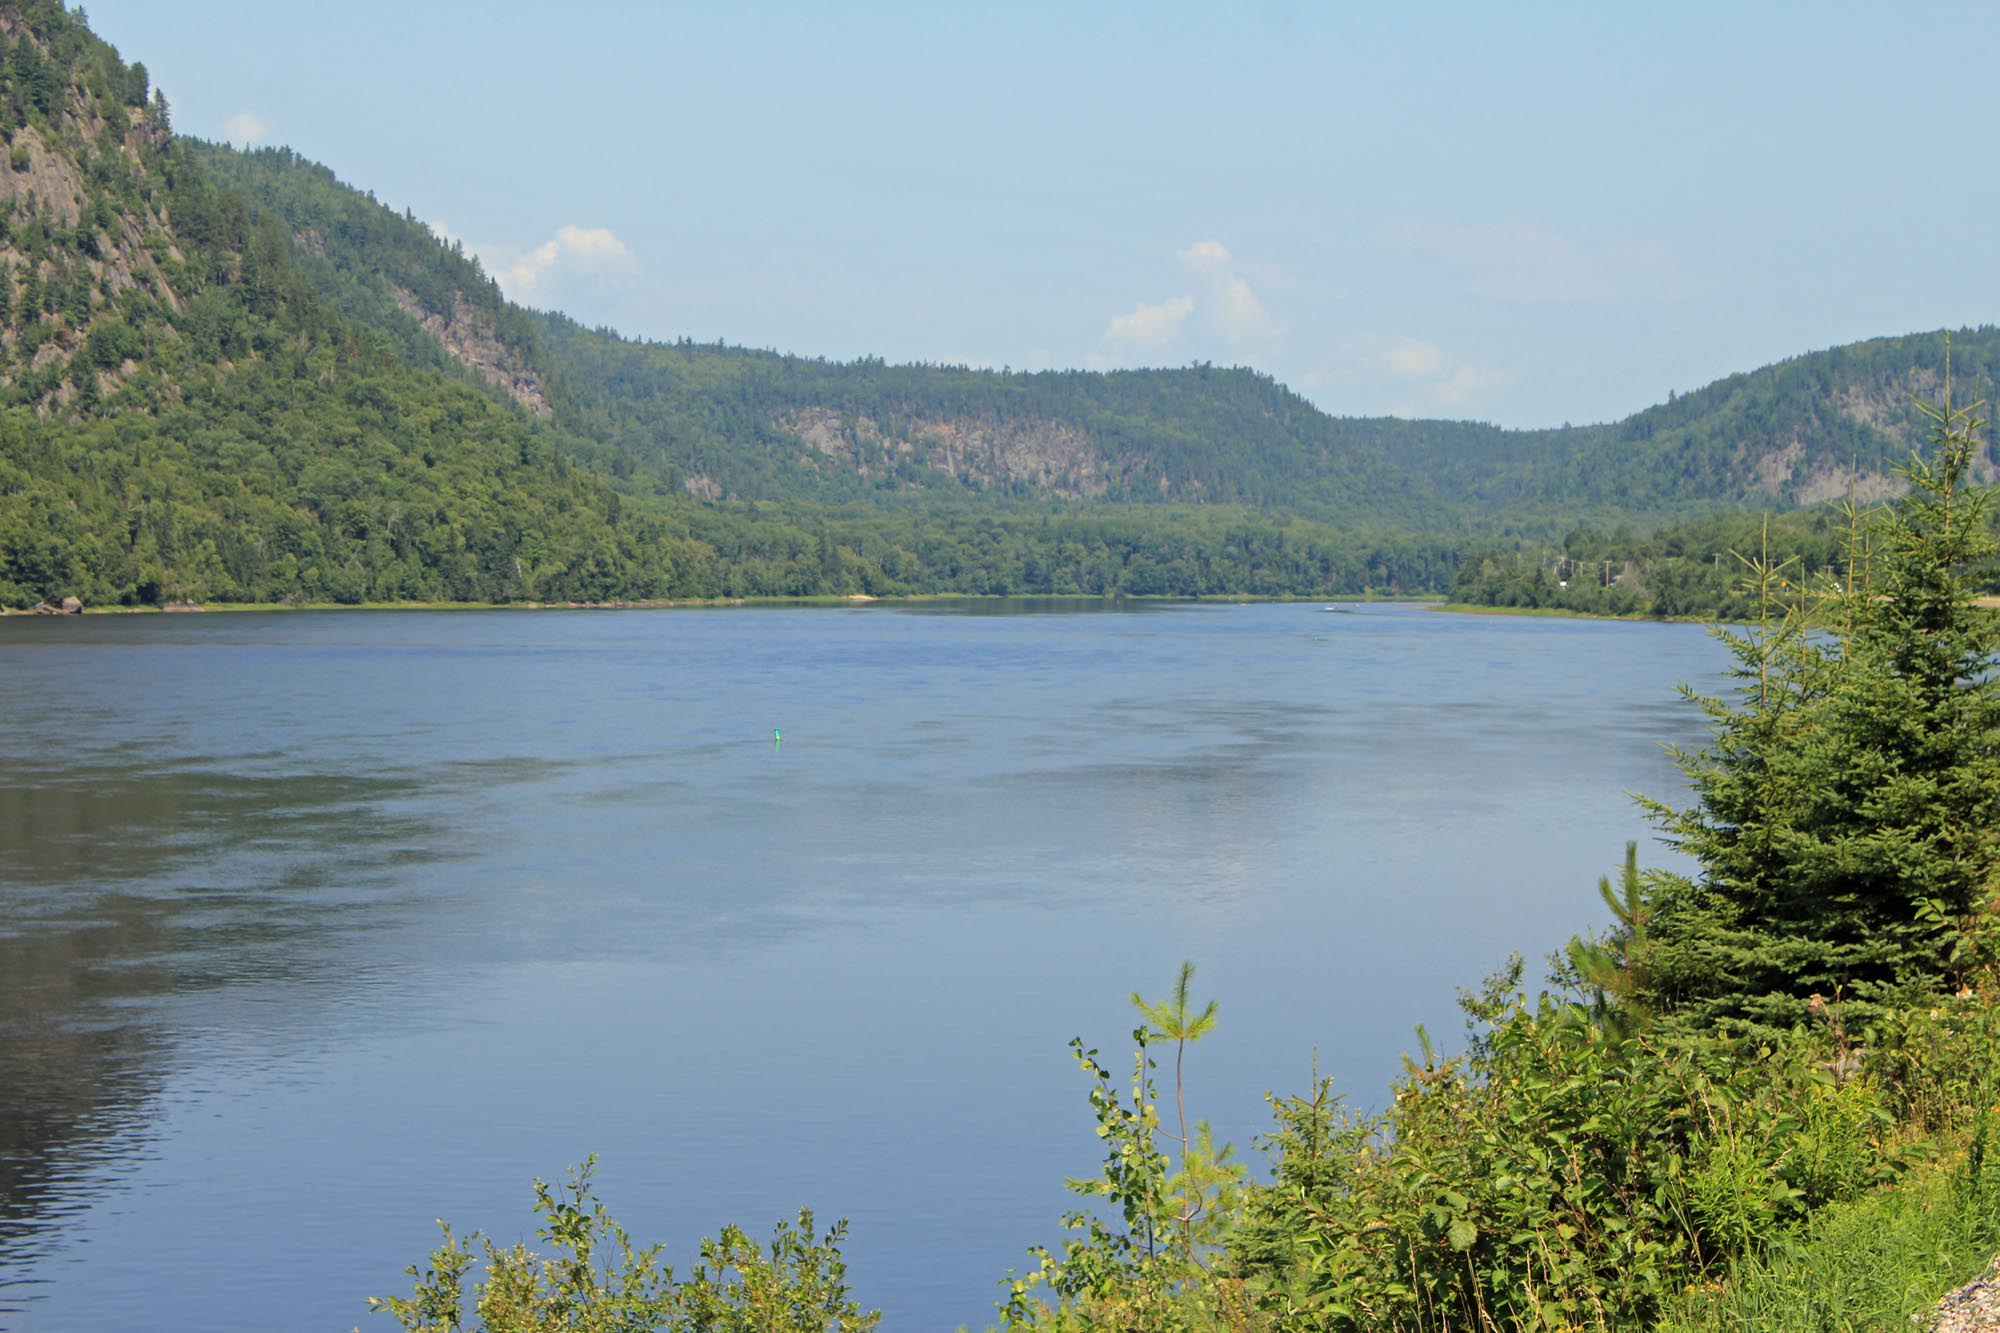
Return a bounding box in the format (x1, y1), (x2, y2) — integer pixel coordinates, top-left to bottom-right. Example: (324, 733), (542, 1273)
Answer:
(916, 416), (1116, 496)
(390, 286), (551, 417)
(1716, 363), (1997, 504)
(1747, 439), (1907, 506)
(781, 406), (886, 464)
(1790, 467), (1905, 507)
(0, 33), (184, 392)
(774, 406), (1152, 499)
(1748, 439), (1806, 499)
(1826, 368), (1997, 485)
(0, 125), (87, 226)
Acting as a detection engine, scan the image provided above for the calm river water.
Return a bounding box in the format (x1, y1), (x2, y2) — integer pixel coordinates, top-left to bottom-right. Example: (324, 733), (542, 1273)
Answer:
(0, 601), (1725, 1331)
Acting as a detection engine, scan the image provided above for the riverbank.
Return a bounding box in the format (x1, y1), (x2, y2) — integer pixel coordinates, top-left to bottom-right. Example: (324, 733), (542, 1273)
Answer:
(1430, 600), (1660, 621)
(2, 591), (1445, 615)
(1432, 594), (2000, 624)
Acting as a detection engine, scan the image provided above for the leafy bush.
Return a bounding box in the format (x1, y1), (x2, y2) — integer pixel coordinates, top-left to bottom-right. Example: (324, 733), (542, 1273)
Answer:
(1872, 993), (2000, 1133)
(1001, 966), (1258, 1333)
(1657, 1112), (2000, 1333)
(1225, 963), (1897, 1332)
(367, 1159), (877, 1333)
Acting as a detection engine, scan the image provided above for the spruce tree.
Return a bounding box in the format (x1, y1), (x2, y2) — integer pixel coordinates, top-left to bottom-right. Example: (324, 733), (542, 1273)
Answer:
(1638, 349), (2000, 1034)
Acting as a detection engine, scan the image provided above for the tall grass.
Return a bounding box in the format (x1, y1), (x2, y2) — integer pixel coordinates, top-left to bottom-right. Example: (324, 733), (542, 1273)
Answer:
(1659, 1114), (2000, 1333)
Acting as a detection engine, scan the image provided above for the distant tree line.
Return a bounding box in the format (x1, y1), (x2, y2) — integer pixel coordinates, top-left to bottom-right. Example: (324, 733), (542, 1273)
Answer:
(1442, 502), (1980, 619)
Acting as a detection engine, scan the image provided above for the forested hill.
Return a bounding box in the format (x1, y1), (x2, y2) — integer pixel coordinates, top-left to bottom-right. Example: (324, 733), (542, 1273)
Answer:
(182, 139), (2000, 523)
(1, 0), (1997, 610)
(0, 2), (1464, 607)
(192, 143), (1455, 526)
(0, 2), (739, 608)
(521, 319), (2000, 518)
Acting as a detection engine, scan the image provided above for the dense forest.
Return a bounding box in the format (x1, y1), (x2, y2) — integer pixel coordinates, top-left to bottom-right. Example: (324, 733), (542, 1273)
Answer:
(1448, 483), (2000, 620)
(4, 2), (2000, 610)
(0, 8), (1445, 608)
(198, 132), (2000, 526)
(1449, 506), (1869, 619)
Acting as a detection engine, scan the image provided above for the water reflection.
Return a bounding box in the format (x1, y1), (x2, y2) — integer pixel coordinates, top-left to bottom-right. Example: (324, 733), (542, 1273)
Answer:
(0, 760), (442, 1298)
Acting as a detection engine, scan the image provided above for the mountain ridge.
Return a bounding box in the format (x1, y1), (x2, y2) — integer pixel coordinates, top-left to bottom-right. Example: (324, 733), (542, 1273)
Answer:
(185, 140), (2000, 522)
(0, 1), (1995, 610)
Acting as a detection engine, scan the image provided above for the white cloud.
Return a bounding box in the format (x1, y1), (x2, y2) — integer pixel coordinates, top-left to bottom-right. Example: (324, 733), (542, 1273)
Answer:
(1210, 270), (1272, 343)
(1323, 333), (1507, 412)
(1104, 295), (1195, 349)
(476, 224), (635, 302)
(1176, 239), (1232, 272)
(1096, 240), (1280, 365)
(221, 111), (269, 145)
(1392, 219), (1686, 304)
(1438, 363), (1507, 403)
(1178, 239), (1274, 345)
(551, 224), (632, 265)
(1384, 337), (1445, 378)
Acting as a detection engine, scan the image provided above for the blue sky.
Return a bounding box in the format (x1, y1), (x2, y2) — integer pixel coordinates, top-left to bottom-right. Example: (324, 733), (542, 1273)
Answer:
(79, 1), (2000, 428)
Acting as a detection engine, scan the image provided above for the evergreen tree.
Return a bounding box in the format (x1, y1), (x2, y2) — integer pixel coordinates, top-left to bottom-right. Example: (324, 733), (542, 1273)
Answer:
(1635, 353), (2000, 1034)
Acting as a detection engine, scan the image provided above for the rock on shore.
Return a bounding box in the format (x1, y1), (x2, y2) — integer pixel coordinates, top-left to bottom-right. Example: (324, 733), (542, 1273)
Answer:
(1926, 1255), (2000, 1332)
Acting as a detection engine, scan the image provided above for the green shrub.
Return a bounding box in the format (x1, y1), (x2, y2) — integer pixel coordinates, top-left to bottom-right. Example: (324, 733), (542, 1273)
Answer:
(1870, 990), (2000, 1133)
(1224, 966), (1899, 1332)
(1001, 965), (1255, 1333)
(1658, 1121), (2000, 1333)
(368, 1159), (878, 1333)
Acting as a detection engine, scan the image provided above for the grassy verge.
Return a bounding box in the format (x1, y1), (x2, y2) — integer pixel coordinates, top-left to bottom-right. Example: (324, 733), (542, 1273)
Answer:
(1658, 1129), (2000, 1333)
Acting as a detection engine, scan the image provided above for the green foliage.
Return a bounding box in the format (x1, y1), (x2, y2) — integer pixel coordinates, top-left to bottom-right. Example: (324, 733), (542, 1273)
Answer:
(0, 48), (1470, 608)
(1003, 968), (1251, 1333)
(1304, 354), (2000, 1330)
(530, 315), (1472, 525)
(987, 945), (2000, 1333)
(1871, 993), (2000, 1137)
(368, 1159), (877, 1333)
(1449, 503), (1871, 619)
(531, 311), (2000, 526)
(14, 4), (2000, 609)
(1222, 965), (1899, 1332)
(23, 12), (2000, 1323)
(1657, 1114), (2000, 1333)
(1563, 842), (1656, 1038)
(1001, 1034), (1181, 1328)
(1131, 963), (1228, 1254)
(1636, 366), (2000, 1035)
(186, 140), (544, 384)
(1000, 960), (1968, 1332)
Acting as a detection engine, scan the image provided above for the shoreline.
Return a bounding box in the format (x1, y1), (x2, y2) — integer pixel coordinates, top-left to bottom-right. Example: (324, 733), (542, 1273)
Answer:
(1, 592), (1447, 616)
(1429, 601), (1663, 622)
(1432, 593), (2000, 624)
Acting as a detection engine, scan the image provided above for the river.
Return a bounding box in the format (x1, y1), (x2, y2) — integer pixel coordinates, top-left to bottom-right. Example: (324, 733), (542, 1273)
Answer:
(0, 601), (1725, 1331)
